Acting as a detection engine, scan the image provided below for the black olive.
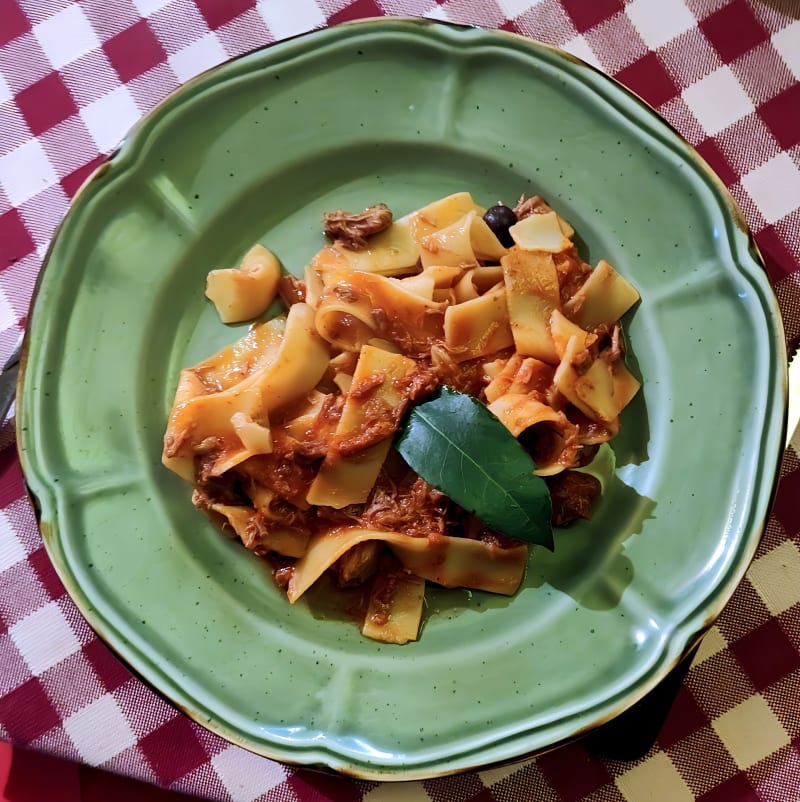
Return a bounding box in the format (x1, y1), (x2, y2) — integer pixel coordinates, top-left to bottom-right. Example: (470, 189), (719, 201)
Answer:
(483, 203), (517, 247)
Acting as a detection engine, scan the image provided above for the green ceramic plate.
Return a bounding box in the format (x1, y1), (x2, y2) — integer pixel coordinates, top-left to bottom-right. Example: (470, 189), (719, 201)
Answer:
(19, 19), (786, 779)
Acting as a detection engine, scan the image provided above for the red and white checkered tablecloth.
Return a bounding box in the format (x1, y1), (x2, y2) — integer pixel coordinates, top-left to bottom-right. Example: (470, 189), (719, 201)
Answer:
(1, 1), (799, 800)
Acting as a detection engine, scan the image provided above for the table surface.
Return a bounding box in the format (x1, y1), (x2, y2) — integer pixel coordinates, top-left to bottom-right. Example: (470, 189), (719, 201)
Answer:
(1, 1), (799, 801)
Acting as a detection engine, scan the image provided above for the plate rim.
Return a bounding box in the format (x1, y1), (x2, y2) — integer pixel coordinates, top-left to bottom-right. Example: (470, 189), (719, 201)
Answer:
(16, 17), (789, 781)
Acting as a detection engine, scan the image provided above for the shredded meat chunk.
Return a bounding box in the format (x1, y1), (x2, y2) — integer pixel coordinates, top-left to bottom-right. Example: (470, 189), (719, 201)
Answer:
(273, 562), (294, 590)
(330, 541), (383, 587)
(513, 194), (553, 219)
(362, 474), (451, 539)
(270, 393), (345, 460)
(430, 345), (499, 397)
(323, 203), (393, 250)
(593, 322), (624, 363)
(569, 323), (624, 374)
(236, 453), (318, 509)
(314, 471), (452, 539)
(554, 248), (592, 307)
(193, 459), (249, 505)
(546, 471), (601, 527)
(278, 275), (305, 306)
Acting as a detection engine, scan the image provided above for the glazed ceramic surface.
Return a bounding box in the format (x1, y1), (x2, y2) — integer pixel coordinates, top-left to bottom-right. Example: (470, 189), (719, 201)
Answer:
(19, 19), (786, 779)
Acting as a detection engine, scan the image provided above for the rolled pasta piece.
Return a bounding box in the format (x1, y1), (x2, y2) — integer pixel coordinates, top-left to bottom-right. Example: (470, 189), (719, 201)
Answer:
(484, 353), (556, 403)
(549, 308), (591, 359)
(303, 264), (324, 308)
(420, 211), (478, 269)
(501, 248), (560, 362)
(315, 268), (446, 355)
(362, 558), (426, 645)
(420, 211), (507, 269)
(554, 334), (641, 423)
(487, 393), (580, 475)
(205, 244), (282, 323)
(453, 265), (504, 303)
(399, 265), (463, 300)
(162, 303), (329, 476)
(287, 527), (528, 602)
(185, 316), (286, 393)
(563, 259), (641, 328)
(444, 286), (514, 362)
(509, 211), (573, 253)
(310, 217), (420, 277)
(407, 192), (484, 244)
(200, 501), (310, 558)
(314, 285), (380, 352)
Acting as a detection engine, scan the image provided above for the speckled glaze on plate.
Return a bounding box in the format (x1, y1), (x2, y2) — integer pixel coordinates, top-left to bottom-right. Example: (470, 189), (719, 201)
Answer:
(18, 19), (786, 780)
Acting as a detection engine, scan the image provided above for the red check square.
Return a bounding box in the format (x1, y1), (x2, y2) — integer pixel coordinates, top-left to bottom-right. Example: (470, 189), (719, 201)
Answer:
(658, 686), (710, 749)
(772, 469), (800, 538)
(697, 773), (759, 802)
(194, 0), (256, 31)
(14, 72), (78, 137)
(0, 208), (36, 268)
(0, 0), (30, 47)
(27, 547), (66, 600)
(329, 0), (384, 24)
(60, 156), (106, 200)
(0, 678), (61, 743)
(0, 441), (26, 507)
(140, 716), (208, 785)
(700, 0), (769, 62)
(83, 639), (131, 693)
(756, 226), (798, 284)
(564, 0), (624, 33)
(758, 83), (800, 150)
(103, 20), (167, 82)
(695, 138), (738, 187)
(616, 52), (680, 108)
(536, 742), (614, 801)
(731, 619), (800, 691)
(287, 769), (368, 802)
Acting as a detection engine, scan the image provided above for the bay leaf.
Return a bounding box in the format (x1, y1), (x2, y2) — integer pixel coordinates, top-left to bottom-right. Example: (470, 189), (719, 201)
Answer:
(395, 387), (553, 549)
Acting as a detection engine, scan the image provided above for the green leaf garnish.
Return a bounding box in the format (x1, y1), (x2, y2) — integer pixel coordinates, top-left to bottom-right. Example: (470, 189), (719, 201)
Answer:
(395, 387), (553, 549)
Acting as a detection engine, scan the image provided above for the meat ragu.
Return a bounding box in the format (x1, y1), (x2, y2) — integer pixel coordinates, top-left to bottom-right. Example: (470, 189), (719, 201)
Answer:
(165, 190), (641, 645)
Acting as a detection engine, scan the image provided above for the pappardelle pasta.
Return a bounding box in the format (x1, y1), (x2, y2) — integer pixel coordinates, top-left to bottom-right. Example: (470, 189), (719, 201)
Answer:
(163, 192), (641, 644)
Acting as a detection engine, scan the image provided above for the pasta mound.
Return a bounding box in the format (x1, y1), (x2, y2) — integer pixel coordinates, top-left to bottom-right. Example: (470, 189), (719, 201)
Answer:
(163, 192), (640, 644)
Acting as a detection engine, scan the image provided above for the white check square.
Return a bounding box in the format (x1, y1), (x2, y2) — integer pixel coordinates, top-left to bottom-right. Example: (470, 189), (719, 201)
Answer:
(10, 600), (81, 674)
(132, 0), (174, 16)
(168, 33), (227, 83)
(747, 540), (800, 614)
(773, 21), (800, 82)
(682, 66), (755, 136)
(0, 511), (26, 572)
(257, 0), (326, 41)
(33, 5), (100, 71)
(80, 86), (141, 153)
(497, 0), (539, 19)
(0, 73), (11, 105)
(0, 139), (58, 208)
(626, 0), (696, 50)
(562, 34), (602, 70)
(64, 695), (137, 766)
(712, 695), (790, 769)
(211, 745), (287, 802)
(425, 6), (451, 22)
(741, 153), (800, 225)
(617, 752), (694, 802)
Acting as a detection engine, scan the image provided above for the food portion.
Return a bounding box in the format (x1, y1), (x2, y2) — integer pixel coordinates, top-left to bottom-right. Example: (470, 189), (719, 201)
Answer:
(163, 192), (640, 644)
